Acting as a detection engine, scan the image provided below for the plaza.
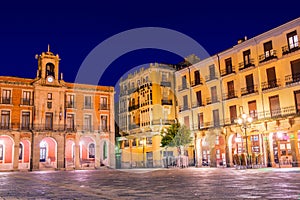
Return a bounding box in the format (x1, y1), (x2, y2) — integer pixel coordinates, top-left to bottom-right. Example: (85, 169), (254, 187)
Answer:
(0, 167), (300, 199)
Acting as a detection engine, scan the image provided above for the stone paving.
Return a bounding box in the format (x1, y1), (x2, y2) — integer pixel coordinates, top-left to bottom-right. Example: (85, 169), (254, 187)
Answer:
(0, 167), (300, 199)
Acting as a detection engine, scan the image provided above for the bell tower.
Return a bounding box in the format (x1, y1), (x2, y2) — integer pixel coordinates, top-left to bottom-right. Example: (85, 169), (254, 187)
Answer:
(36, 44), (61, 84)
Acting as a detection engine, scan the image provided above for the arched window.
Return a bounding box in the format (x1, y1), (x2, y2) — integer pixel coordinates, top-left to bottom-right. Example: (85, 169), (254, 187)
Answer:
(19, 143), (23, 160)
(46, 63), (55, 77)
(88, 143), (95, 158)
(103, 141), (107, 160)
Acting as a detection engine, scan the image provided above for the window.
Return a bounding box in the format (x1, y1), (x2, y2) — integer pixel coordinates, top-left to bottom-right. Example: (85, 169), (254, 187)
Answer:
(295, 90), (300, 113)
(196, 91), (202, 106)
(198, 113), (204, 129)
(1, 110), (10, 129)
(84, 115), (92, 131)
(162, 72), (168, 82)
(124, 140), (129, 148)
(243, 49), (251, 65)
(216, 149), (220, 159)
(2, 89), (11, 104)
(88, 143), (95, 158)
(209, 64), (216, 78)
(137, 80), (140, 86)
(211, 86), (217, 103)
(291, 59), (300, 82)
(19, 144), (23, 160)
(21, 111), (30, 130)
(264, 41), (273, 57)
(229, 105), (237, 124)
(146, 137), (152, 145)
(194, 70), (201, 85)
(47, 101), (52, 109)
(184, 116), (190, 128)
(266, 67), (277, 89)
(287, 31), (298, 50)
(46, 63), (55, 77)
(227, 81), (235, 98)
(215, 136), (219, 145)
(245, 74), (254, 93)
(66, 94), (75, 108)
(84, 96), (92, 109)
(132, 139), (137, 147)
(213, 109), (220, 127)
(182, 75), (187, 89)
(183, 95), (188, 110)
(225, 58), (233, 74)
(248, 100), (257, 119)
(101, 115), (108, 131)
(100, 97), (108, 110)
(269, 95), (281, 117)
(45, 112), (53, 130)
(47, 93), (52, 100)
(22, 91), (31, 105)
(66, 114), (75, 130)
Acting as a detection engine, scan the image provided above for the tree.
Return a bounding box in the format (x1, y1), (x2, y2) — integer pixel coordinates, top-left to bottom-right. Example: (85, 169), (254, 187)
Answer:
(161, 123), (193, 155)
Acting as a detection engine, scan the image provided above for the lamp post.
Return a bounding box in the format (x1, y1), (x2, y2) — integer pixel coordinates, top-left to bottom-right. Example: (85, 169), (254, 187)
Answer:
(276, 132), (283, 168)
(140, 138), (145, 167)
(237, 113), (253, 162)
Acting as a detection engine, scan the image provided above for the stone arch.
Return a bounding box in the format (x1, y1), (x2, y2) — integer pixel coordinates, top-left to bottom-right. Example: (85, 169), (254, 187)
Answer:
(79, 136), (96, 168)
(0, 135), (14, 170)
(19, 139), (31, 170)
(39, 137), (58, 169)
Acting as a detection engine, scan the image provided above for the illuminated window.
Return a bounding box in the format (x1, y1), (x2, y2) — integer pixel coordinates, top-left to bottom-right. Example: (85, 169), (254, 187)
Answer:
(88, 143), (95, 158)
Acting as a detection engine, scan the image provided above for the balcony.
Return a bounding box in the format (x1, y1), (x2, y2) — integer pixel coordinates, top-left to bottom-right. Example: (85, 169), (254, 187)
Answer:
(1, 97), (11, 104)
(177, 84), (188, 91)
(128, 87), (138, 94)
(241, 85), (258, 96)
(205, 75), (218, 82)
(238, 59), (255, 71)
(192, 101), (204, 108)
(222, 90), (238, 100)
(65, 101), (75, 108)
(259, 50), (277, 63)
(128, 104), (139, 111)
(282, 44), (299, 56)
(206, 97), (219, 105)
(190, 79), (203, 87)
(261, 79), (280, 91)
(152, 119), (175, 125)
(99, 104), (109, 110)
(21, 98), (34, 106)
(220, 66), (236, 77)
(179, 105), (189, 112)
(161, 99), (172, 105)
(285, 73), (300, 86)
(160, 81), (171, 87)
(129, 123), (140, 130)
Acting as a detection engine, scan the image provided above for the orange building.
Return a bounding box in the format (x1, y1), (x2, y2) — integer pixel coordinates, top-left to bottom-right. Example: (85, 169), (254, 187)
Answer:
(0, 46), (115, 171)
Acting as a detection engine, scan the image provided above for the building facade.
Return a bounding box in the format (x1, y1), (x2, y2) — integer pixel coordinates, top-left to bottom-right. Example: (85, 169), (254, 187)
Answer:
(118, 63), (184, 168)
(0, 47), (115, 171)
(176, 17), (300, 167)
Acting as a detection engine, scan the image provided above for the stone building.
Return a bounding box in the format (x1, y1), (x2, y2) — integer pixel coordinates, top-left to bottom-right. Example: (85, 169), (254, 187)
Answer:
(175, 17), (300, 167)
(0, 47), (115, 171)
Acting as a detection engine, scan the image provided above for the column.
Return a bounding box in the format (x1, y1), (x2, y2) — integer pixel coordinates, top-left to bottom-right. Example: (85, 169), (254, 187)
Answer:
(75, 134), (80, 169)
(13, 133), (20, 171)
(290, 131), (300, 167)
(95, 134), (100, 168)
(195, 134), (202, 167)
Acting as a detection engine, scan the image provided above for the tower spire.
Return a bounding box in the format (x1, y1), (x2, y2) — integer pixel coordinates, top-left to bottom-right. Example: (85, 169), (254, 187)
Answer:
(47, 44), (50, 52)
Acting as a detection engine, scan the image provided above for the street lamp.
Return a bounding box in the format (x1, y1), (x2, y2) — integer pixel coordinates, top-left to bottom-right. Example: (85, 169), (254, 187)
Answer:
(237, 112), (253, 161)
(140, 138), (145, 167)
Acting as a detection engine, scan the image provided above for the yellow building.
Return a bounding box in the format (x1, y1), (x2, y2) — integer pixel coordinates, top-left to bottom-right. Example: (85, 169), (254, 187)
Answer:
(118, 63), (178, 168)
(176, 17), (300, 168)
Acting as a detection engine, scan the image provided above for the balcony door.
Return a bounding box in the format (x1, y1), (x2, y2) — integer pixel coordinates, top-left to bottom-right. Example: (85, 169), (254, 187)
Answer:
(291, 59), (300, 81)
(266, 67), (277, 88)
(227, 81), (235, 98)
(213, 109), (220, 127)
(245, 74), (254, 93)
(269, 95), (280, 117)
(194, 71), (200, 85)
(196, 91), (202, 106)
(211, 86), (217, 103)
(229, 105), (237, 124)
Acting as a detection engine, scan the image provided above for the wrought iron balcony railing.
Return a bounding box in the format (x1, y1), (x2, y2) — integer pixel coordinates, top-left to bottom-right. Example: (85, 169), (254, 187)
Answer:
(238, 59), (255, 71)
(99, 104), (110, 110)
(261, 79), (280, 91)
(65, 101), (75, 108)
(282, 44), (299, 55)
(192, 101), (204, 108)
(179, 105), (189, 112)
(129, 123), (140, 130)
(259, 49), (277, 63)
(220, 66), (236, 77)
(190, 78), (203, 87)
(0, 97), (11, 104)
(177, 84), (188, 91)
(128, 104), (139, 111)
(206, 97), (219, 105)
(152, 119), (175, 125)
(241, 85), (258, 96)
(205, 75), (218, 82)
(285, 73), (300, 85)
(160, 81), (171, 87)
(21, 98), (34, 106)
(222, 90), (238, 100)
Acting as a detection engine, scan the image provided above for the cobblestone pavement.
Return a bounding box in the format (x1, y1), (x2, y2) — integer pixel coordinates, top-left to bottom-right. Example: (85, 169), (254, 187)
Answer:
(0, 167), (300, 199)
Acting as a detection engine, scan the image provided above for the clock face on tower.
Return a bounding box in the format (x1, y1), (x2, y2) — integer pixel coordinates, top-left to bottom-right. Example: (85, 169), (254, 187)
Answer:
(47, 76), (54, 83)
